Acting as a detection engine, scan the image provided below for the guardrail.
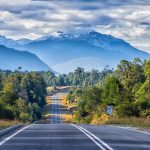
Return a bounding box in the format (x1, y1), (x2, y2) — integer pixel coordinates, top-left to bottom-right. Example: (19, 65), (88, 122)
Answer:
(0, 124), (23, 137)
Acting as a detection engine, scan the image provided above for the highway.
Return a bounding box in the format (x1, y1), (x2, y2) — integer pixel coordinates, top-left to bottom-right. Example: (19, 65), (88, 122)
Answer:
(0, 91), (150, 150)
(50, 93), (63, 124)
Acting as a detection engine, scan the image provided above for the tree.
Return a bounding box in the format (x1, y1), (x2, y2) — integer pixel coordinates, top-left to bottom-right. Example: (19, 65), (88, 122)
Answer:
(76, 86), (102, 123)
(116, 59), (144, 98)
(102, 76), (126, 106)
(135, 59), (150, 117)
(0, 71), (47, 122)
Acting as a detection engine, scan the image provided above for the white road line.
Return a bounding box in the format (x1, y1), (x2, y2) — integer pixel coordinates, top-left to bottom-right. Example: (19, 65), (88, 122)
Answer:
(72, 124), (106, 150)
(109, 125), (150, 135)
(78, 125), (114, 150)
(0, 124), (33, 146)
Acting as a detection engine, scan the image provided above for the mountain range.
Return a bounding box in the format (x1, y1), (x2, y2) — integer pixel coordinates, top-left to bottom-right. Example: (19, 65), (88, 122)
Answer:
(0, 44), (54, 72)
(0, 31), (149, 74)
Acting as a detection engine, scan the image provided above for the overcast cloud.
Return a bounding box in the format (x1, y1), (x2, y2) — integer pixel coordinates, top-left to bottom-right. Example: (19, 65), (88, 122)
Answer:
(0, 0), (150, 53)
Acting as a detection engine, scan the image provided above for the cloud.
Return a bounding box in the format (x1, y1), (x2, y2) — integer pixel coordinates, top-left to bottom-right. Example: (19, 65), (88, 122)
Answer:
(0, 0), (150, 52)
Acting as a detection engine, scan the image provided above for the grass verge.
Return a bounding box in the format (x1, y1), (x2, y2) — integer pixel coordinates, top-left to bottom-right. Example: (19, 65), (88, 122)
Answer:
(0, 120), (21, 130)
(105, 117), (150, 128)
(61, 114), (74, 123)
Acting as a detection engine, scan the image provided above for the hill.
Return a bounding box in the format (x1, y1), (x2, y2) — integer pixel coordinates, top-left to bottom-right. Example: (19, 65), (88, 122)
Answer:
(0, 45), (53, 71)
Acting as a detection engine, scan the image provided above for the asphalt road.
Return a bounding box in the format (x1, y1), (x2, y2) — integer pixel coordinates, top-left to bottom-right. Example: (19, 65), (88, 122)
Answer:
(0, 124), (150, 150)
(0, 91), (150, 150)
(50, 92), (66, 124)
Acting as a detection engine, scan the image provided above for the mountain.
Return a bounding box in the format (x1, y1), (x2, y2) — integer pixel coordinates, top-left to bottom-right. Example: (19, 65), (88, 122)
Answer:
(16, 38), (32, 45)
(0, 35), (32, 48)
(22, 31), (149, 73)
(0, 45), (54, 72)
(0, 35), (17, 48)
(0, 31), (150, 74)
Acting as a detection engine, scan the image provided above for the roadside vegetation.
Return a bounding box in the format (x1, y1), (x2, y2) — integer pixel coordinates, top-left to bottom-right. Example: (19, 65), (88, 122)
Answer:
(61, 58), (150, 127)
(0, 58), (149, 128)
(0, 70), (47, 124)
(0, 120), (21, 130)
(41, 67), (113, 87)
(105, 117), (150, 128)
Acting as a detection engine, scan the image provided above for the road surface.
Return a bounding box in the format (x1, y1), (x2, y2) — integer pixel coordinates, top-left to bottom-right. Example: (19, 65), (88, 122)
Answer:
(0, 91), (150, 150)
(50, 92), (63, 124)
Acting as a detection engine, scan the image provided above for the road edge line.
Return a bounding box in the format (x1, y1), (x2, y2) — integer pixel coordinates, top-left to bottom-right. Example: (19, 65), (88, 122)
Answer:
(0, 124), (33, 146)
(108, 125), (150, 135)
(71, 124), (106, 150)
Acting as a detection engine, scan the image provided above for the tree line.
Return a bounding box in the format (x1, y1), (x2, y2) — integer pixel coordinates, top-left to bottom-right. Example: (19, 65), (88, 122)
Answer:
(65, 58), (150, 123)
(41, 67), (113, 87)
(0, 71), (47, 122)
(1, 58), (149, 124)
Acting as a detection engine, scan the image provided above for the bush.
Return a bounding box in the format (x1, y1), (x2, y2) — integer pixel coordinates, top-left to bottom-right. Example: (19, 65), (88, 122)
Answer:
(117, 102), (140, 117)
(20, 112), (32, 123)
(0, 102), (15, 120)
(140, 110), (150, 117)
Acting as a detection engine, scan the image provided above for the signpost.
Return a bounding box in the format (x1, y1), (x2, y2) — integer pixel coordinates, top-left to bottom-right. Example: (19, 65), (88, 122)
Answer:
(107, 105), (113, 115)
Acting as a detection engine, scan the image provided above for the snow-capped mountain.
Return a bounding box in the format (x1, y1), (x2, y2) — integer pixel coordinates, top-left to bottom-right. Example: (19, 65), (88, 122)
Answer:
(21, 31), (149, 73)
(16, 38), (32, 45)
(0, 31), (149, 74)
(0, 35), (31, 48)
(36, 31), (74, 42)
(31, 31), (149, 58)
(0, 35), (17, 48)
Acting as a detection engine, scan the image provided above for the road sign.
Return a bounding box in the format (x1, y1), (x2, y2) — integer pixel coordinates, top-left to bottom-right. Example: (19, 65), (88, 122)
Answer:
(107, 105), (113, 115)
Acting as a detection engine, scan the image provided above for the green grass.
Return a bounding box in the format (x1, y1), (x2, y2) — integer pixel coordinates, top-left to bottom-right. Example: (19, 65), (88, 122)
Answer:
(0, 120), (21, 130)
(105, 117), (150, 128)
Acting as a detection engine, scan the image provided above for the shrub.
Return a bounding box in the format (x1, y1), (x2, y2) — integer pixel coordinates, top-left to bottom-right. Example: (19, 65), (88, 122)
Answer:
(20, 112), (32, 123)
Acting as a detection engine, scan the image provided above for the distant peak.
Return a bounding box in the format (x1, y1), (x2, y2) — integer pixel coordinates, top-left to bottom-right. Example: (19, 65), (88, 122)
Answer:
(88, 31), (100, 35)
(79, 31), (103, 38)
(36, 31), (74, 41)
(51, 31), (65, 37)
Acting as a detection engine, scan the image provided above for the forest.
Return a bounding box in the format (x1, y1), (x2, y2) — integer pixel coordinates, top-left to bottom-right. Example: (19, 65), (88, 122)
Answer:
(63, 58), (150, 124)
(41, 67), (113, 87)
(0, 71), (47, 122)
(0, 58), (150, 125)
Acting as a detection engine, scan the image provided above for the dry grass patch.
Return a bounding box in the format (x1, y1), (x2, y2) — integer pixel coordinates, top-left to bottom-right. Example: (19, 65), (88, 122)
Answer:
(91, 113), (109, 125)
(0, 120), (21, 130)
(61, 95), (68, 107)
(61, 114), (74, 123)
(47, 87), (54, 92)
(46, 96), (52, 104)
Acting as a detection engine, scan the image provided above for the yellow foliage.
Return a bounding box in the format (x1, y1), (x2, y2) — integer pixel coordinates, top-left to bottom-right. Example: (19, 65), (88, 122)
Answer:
(91, 113), (109, 125)
(61, 95), (68, 107)
(61, 114), (74, 123)
(0, 120), (21, 129)
(46, 96), (52, 104)
(47, 87), (54, 92)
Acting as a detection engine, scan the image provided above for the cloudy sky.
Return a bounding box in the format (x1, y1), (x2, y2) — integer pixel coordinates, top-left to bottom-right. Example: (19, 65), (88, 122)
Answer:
(0, 0), (150, 53)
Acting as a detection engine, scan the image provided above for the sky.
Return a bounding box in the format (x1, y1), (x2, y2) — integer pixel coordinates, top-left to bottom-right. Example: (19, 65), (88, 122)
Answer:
(0, 0), (150, 53)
